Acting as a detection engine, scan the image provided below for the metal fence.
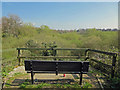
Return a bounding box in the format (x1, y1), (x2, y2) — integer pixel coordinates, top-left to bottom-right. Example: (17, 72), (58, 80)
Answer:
(17, 48), (117, 78)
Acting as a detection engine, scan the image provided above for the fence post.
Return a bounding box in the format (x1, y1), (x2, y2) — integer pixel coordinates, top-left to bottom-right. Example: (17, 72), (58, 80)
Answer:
(111, 54), (117, 78)
(18, 49), (21, 66)
(85, 49), (89, 60)
(53, 48), (57, 61)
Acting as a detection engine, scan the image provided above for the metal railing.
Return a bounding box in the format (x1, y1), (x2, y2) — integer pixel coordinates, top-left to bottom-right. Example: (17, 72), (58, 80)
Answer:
(85, 49), (117, 78)
(17, 48), (117, 78)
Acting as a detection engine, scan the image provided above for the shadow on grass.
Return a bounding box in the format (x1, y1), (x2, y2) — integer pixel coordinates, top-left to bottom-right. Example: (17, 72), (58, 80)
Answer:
(72, 74), (79, 79)
(10, 79), (75, 86)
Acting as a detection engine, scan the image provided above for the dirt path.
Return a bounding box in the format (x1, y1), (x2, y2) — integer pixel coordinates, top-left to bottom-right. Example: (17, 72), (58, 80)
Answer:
(4, 66), (104, 88)
(8, 66), (26, 77)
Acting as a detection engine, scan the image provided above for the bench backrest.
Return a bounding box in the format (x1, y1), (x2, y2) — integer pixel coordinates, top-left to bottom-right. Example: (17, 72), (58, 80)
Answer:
(24, 60), (89, 72)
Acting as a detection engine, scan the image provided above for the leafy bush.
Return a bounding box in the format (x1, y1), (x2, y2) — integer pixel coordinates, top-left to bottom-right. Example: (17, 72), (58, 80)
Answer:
(107, 77), (120, 88)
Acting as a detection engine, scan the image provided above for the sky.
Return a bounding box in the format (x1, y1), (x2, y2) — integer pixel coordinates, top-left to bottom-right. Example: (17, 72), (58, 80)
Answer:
(1, 0), (120, 2)
(2, 2), (118, 30)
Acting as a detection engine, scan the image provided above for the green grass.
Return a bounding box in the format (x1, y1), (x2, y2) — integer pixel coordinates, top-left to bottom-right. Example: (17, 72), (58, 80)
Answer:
(4, 73), (28, 88)
(19, 81), (92, 89)
(4, 72), (92, 89)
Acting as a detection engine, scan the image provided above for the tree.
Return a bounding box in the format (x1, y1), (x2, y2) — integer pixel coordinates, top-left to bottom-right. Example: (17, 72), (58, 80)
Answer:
(2, 14), (23, 37)
(2, 16), (9, 34)
(40, 25), (50, 30)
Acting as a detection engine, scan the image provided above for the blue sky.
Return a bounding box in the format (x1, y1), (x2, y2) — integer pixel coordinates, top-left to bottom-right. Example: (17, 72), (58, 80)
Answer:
(2, 2), (118, 30)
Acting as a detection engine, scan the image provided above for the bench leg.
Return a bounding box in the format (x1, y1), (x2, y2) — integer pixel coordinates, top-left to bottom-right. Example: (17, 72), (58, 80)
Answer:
(56, 71), (58, 75)
(31, 71), (34, 84)
(80, 73), (82, 85)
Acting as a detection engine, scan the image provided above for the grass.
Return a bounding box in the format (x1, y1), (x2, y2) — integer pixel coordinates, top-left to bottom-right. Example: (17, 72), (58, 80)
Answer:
(102, 77), (120, 88)
(4, 72), (28, 88)
(19, 81), (92, 89)
(4, 72), (92, 88)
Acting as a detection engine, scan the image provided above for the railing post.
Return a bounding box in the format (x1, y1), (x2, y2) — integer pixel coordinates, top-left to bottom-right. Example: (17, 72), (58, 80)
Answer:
(111, 54), (117, 78)
(85, 49), (89, 60)
(18, 49), (21, 66)
(53, 48), (57, 61)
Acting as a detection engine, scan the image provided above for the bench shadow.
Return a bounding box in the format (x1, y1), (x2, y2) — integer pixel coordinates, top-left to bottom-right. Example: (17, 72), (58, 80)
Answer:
(10, 78), (75, 86)
(71, 74), (91, 79)
(34, 79), (75, 84)
(5, 79), (25, 87)
(72, 74), (79, 79)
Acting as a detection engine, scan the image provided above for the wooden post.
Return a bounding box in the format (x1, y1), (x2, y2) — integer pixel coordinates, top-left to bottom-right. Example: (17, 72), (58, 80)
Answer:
(18, 49), (20, 66)
(111, 55), (117, 78)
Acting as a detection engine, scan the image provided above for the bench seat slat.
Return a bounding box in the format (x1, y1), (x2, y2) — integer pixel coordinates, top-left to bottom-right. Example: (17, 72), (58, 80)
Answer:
(32, 61), (56, 71)
(58, 62), (82, 72)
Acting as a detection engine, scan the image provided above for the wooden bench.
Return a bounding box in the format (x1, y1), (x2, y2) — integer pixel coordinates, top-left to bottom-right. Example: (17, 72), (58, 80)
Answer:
(24, 60), (89, 85)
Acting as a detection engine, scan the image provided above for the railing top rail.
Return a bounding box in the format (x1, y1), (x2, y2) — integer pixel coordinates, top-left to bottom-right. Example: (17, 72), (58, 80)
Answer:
(86, 49), (117, 56)
(16, 48), (89, 50)
(16, 48), (117, 56)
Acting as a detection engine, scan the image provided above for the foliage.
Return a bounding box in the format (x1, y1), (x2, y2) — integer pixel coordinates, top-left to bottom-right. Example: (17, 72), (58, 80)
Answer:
(4, 73), (28, 88)
(25, 40), (39, 48)
(2, 14), (22, 37)
(36, 83), (51, 88)
(106, 77), (120, 88)
(83, 82), (92, 88)
(25, 41), (58, 56)
(2, 65), (14, 78)
(20, 82), (30, 89)
(40, 25), (50, 30)
(41, 42), (57, 56)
